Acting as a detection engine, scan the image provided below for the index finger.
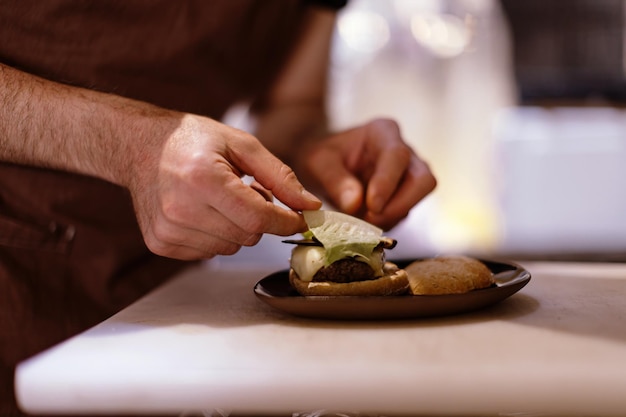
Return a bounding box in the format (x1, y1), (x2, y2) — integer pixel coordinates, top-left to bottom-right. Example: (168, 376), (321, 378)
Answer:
(366, 154), (436, 229)
(215, 133), (321, 235)
(227, 131), (322, 212)
(365, 142), (413, 214)
(213, 172), (310, 236)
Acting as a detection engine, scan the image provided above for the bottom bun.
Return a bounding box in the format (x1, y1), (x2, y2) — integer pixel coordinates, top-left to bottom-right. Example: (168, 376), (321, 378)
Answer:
(289, 262), (409, 296)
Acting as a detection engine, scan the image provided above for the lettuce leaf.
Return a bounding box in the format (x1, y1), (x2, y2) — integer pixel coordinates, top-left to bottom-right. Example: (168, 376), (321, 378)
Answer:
(302, 210), (383, 266)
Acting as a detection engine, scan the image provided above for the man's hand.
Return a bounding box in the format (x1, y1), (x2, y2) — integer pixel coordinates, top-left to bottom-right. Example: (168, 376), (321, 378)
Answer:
(128, 114), (321, 260)
(248, 8), (435, 232)
(0, 64), (322, 261)
(299, 118), (436, 230)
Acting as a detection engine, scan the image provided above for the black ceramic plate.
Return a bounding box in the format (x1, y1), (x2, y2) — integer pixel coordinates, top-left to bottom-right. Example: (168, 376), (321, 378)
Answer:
(253, 259), (531, 320)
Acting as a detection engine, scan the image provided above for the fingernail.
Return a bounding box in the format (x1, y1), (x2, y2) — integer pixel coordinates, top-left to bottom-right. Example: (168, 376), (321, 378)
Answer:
(301, 188), (321, 204)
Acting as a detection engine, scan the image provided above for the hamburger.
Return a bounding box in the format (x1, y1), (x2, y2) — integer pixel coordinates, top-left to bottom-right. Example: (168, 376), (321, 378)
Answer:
(284, 210), (409, 296)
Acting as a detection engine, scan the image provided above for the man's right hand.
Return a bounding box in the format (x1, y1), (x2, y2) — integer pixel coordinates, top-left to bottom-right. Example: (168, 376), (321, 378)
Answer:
(127, 114), (321, 260)
(1, 64), (321, 260)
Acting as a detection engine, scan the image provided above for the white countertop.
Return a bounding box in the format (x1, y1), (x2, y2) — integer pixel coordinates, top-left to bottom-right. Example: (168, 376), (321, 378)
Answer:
(15, 258), (626, 416)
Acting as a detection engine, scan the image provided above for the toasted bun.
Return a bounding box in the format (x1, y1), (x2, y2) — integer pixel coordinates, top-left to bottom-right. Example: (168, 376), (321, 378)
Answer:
(289, 262), (409, 296)
(405, 256), (494, 295)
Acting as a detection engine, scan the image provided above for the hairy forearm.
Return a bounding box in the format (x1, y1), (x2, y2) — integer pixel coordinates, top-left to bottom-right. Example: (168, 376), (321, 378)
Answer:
(0, 63), (176, 187)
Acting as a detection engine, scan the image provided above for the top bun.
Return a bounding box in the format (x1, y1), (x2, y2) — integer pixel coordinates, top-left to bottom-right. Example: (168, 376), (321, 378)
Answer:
(405, 256), (494, 295)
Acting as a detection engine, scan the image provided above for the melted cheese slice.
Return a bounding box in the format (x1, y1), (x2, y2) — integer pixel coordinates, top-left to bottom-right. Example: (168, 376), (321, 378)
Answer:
(290, 245), (385, 282)
(290, 246), (326, 282)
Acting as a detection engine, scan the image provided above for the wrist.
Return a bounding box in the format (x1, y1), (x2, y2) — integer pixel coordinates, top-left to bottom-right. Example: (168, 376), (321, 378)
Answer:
(106, 103), (183, 191)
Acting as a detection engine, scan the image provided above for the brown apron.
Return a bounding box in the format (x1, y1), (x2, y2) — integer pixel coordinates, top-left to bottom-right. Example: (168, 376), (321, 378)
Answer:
(0, 165), (189, 416)
(0, 1), (316, 414)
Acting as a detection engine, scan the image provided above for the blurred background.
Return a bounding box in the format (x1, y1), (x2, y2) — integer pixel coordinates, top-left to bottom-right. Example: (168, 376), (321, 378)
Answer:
(328, 0), (626, 261)
(222, 0), (626, 267)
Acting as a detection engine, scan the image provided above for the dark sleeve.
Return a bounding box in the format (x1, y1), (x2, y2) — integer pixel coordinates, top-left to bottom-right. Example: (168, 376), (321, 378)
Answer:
(305, 0), (348, 10)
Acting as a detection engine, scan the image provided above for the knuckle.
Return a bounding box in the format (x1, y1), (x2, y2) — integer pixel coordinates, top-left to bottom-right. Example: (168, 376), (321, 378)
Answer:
(144, 234), (172, 258)
(160, 198), (183, 223)
(427, 172), (438, 191)
(272, 163), (300, 190)
(278, 163), (297, 181)
(369, 117), (399, 132)
(242, 232), (262, 247)
(150, 221), (175, 244)
(415, 158), (438, 191)
(217, 242), (241, 256)
(190, 239), (241, 258)
(240, 213), (267, 235)
(395, 145), (412, 164)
